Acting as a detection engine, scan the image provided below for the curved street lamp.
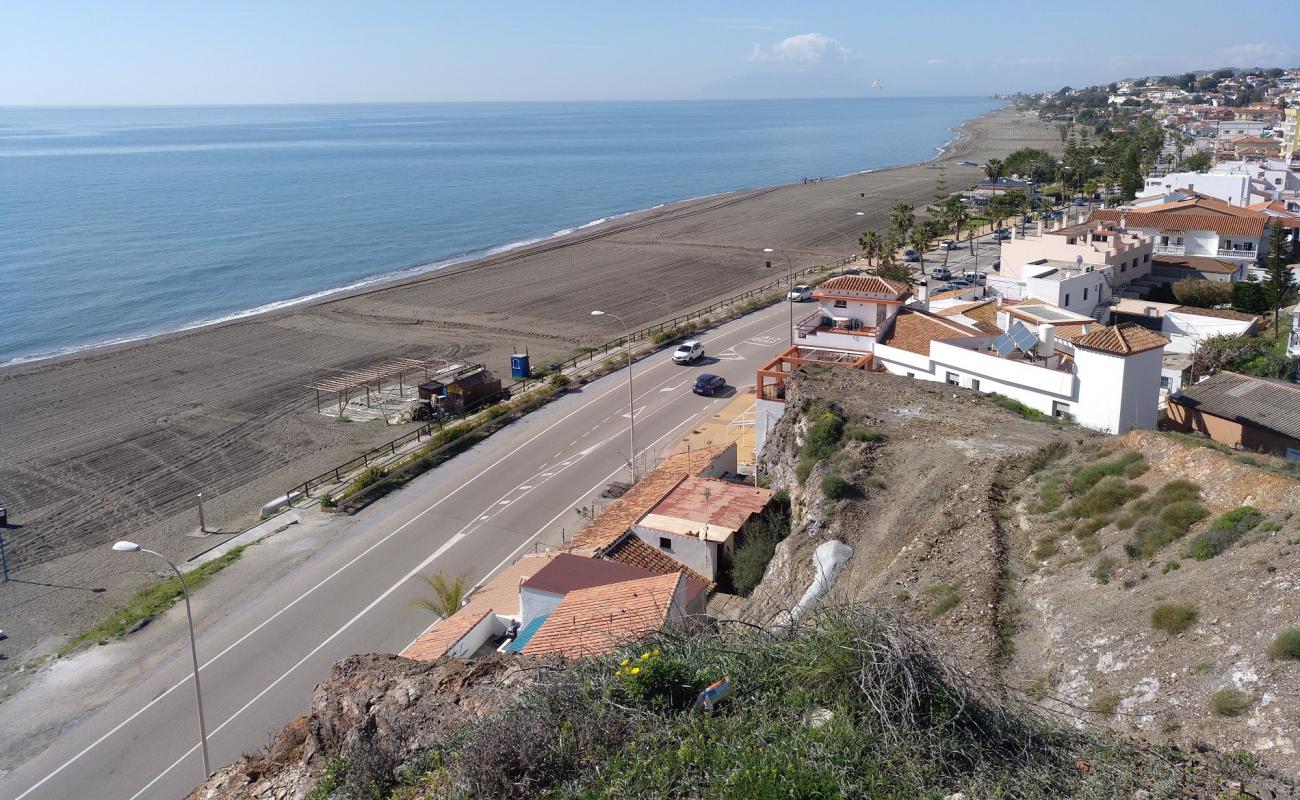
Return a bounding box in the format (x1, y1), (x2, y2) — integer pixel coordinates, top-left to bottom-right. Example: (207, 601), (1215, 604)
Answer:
(113, 541), (211, 779)
(590, 310), (638, 480)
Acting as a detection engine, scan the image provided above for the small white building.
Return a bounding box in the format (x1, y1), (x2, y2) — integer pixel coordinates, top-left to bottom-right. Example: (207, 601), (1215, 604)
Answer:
(1091, 197), (1279, 265)
(792, 274), (911, 353)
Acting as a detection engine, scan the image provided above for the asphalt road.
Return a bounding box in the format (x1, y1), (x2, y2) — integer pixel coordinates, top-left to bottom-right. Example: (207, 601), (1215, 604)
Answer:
(0, 302), (797, 800)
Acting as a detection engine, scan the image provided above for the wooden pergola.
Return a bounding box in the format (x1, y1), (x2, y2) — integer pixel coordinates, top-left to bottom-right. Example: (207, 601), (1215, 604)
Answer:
(756, 345), (872, 402)
(307, 358), (454, 414)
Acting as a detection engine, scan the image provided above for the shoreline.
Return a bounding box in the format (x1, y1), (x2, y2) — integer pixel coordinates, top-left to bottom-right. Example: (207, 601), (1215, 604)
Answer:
(0, 106), (1057, 620)
(1, 107), (994, 370)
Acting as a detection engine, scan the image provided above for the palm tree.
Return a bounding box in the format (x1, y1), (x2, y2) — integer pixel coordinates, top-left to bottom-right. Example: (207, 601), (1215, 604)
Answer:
(417, 572), (468, 618)
(889, 203), (914, 238)
(858, 230), (881, 266)
(984, 158), (1005, 182)
(939, 195), (971, 258)
(907, 228), (930, 271)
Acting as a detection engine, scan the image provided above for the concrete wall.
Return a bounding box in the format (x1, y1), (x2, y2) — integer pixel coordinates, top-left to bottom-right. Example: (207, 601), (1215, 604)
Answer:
(797, 327), (876, 352)
(1073, 346), (1162, 433)
(520, 587), (563, 626)
(631, 526), (718, 579)
(873, 340), (1075, 418)
(1161, 312), (1256, 354)
(754, 398), (786, 456)
(447, 611), (502, 659)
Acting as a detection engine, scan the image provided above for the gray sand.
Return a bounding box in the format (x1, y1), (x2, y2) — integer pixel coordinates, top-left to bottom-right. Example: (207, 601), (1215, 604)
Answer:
(0, 107), (1060, 657)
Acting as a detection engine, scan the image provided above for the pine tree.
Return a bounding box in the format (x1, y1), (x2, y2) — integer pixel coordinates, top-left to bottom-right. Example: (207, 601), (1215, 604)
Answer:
(1262, 223), (1297, 332)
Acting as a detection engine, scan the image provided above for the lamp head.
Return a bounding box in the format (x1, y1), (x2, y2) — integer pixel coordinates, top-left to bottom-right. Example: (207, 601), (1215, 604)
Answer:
(590, 310), (606, 317)
(762, 248), (774, 253)
(112, 541), (141, 553)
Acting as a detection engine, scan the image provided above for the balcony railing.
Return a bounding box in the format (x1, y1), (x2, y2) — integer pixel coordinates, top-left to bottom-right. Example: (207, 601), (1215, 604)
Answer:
(1153, 244), (1185, 256)
(1216, 248), (1257, 260)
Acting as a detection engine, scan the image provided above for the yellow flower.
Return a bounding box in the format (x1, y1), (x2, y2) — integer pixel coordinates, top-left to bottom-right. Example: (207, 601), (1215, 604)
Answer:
(629, 666), (641, 675)
(620, 658), (630, 666)
(639, 652), (649, 661)
(652, 648), (661, 656)
(615, 670), (623, 677)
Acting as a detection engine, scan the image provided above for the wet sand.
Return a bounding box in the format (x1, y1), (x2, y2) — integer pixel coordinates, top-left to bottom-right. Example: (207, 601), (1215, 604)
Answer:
(0, 107), (1059, 652)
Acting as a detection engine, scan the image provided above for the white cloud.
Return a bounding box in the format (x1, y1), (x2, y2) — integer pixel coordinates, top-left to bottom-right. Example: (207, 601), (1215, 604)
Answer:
(749, 33), (855, 65)
(927, 58), (948, 65)
(1214, 43), (1295, 68)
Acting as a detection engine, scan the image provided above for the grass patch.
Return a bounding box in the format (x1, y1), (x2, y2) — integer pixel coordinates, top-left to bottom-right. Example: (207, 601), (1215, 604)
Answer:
(1151, 602), (1198, 636)
(924, 582), (962, 619)
(845, 424), (887, 443)
(307, 605), (1265, 800)
(1162, 560), (1180, 574)
(1070, 451), (1145, 494)
(1059, 477), (1143, 521)
(1034, 471), (1065, 514)
(1269, 628), (1300, 661)
(1089, 692), (1121, 718)
(1210, 689), (1252, 718)
(1186, 506), (1264, 561)
(821, 473), (853, 501)
(1032, 535), (1060, 561)
(1125, 499), (1209, 560)
(987, 393), (1046, 420)
(1091, 556), (1118, 585)
(66, 546), (247, 651)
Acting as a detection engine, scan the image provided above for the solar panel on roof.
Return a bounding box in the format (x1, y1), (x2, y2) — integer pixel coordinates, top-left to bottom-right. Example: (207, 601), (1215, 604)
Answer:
(993, 333), (1017, 357)
(1021, 305), (1076, 322)
(1009, 322), (1039, 352)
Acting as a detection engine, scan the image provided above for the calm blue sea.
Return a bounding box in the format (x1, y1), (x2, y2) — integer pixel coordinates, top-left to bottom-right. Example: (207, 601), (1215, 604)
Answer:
(0, 97), (997, 364)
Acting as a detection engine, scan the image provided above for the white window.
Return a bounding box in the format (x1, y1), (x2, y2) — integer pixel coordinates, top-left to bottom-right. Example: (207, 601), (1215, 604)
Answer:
(1052, 401), (1070, 418)
(946, 372), (959, 386)
(970, 379), (981, 391)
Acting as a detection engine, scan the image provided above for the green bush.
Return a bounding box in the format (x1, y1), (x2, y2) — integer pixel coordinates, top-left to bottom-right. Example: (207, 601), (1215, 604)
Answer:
(1269, 628), (1300, 661)
(1151, 602), (1198, 635)
(821, 473), (853, 500)
(548, 372), (572, 389)
(1126, 500), (1208, 559)
(1186, 506), (1263, 560)
(1089, 692), (1121, 717)
(1060, 477), (1144, 520)
(794, 455), (814, 485)
(730, 505), (792, 596)
(803, 406), (846, 459)
(1092, 556), (1118, 585)
(1210, 688), (1251, 717)
(1033, 535), (1060, 561)
(1034, 471), (1064, 514)
(845, 424), (886, 443)
(1070, 451), (1145, 494)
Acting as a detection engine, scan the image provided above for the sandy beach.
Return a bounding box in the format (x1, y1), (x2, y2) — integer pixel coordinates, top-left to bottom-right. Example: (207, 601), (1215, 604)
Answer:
(0, 106), (1059, 653)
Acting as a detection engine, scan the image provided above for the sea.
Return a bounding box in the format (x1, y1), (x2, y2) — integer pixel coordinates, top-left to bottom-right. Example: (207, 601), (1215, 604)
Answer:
(0, 97), (998, 365)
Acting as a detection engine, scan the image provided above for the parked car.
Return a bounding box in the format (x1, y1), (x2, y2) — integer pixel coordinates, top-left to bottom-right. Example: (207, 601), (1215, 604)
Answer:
(930, 266), (952, 280)
(672, 340), (704, 365)
(903, 249), (920, 262)
(787, 284), (813, 302)
(991, 258), (1002, 271)
(1072, 198), (1088, 206)
(967, 271), (988, 286)
(940, 240), (958, 250)
(946, 278), (973, 290)
(841, 268), (862, 275)
(692, 374), (726, 396)
(993, 228), (1011, 240)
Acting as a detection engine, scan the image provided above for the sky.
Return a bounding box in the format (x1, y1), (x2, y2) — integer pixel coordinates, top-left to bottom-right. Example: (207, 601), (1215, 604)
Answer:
(2, 1), (1297, 105)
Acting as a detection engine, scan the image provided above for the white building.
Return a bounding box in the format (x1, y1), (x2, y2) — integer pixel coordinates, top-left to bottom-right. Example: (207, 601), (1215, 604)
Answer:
(1091, 196), (1279, 265)
(1139, 161), (1300, 207)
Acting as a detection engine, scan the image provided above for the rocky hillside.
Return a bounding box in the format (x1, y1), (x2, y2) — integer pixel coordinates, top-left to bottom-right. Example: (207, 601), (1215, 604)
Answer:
(188, 606), (1286, 800)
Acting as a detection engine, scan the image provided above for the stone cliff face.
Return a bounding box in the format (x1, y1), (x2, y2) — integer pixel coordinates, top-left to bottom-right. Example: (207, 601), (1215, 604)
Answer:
(187, 654), (534, 800)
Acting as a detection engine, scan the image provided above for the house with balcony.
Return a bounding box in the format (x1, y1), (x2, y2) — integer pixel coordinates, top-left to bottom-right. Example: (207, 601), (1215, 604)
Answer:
(1090, 196), (1286, 266)
(791, 274), (911, 353)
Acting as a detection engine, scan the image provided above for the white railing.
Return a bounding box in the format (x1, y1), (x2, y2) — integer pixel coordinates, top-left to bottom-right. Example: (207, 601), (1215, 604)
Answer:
(1153, 244), (1185, 256)
(1216, 248), (1256, 259)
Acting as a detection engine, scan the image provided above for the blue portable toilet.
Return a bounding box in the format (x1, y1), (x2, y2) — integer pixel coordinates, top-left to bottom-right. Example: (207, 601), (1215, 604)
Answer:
(510, 353), (531, 379)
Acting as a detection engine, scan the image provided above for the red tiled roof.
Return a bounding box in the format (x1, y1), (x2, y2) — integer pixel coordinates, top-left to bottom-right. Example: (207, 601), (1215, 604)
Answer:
(524, 572), (683, 659)
(1091, 199), (1270, 238)
(569, 446), (725, 551)
(934, 300), (1003, 334)
(1071, 323), (1169, 356)
(521, 553), (655, 596)
(880, 308), (984, 356)
(400, 551), (557, 662)
(647, 476), (772, 532)
(1152, 254), (1239, 274)
(813, 275), (910, 299)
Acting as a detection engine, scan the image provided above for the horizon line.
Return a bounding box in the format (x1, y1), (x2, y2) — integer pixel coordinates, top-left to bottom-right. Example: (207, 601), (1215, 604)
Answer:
(0, 95), (1004, 110)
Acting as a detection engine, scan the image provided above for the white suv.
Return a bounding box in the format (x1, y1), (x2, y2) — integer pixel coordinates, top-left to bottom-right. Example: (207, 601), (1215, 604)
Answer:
(672, 340), (704, 364)
(787, 284), (813, 302)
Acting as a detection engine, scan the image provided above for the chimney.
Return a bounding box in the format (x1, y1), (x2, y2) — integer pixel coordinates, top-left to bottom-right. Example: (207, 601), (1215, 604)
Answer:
(1037, 323), (1056, 358)
(996, 310), (1011, 331)
(917, 279), (930, 310)
(1037, 220), (1044, 237)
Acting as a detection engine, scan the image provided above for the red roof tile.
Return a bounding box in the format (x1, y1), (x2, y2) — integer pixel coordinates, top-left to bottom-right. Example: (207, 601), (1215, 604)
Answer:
(524, 572), (684, 659)
(646, 477), (772, 532)
(813, 275), (910, 299)
(1070, 323), (1169, 356)
(880, 308), (985, 355)
(602, 534), (714, 591)
(521, 553), (655, 596)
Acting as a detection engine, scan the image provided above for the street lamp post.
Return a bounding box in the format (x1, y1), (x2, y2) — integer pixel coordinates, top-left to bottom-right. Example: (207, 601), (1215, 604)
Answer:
(765, 248), (794, 346)
(590, 310), (637, 480)
(112, 541), (211, 779)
